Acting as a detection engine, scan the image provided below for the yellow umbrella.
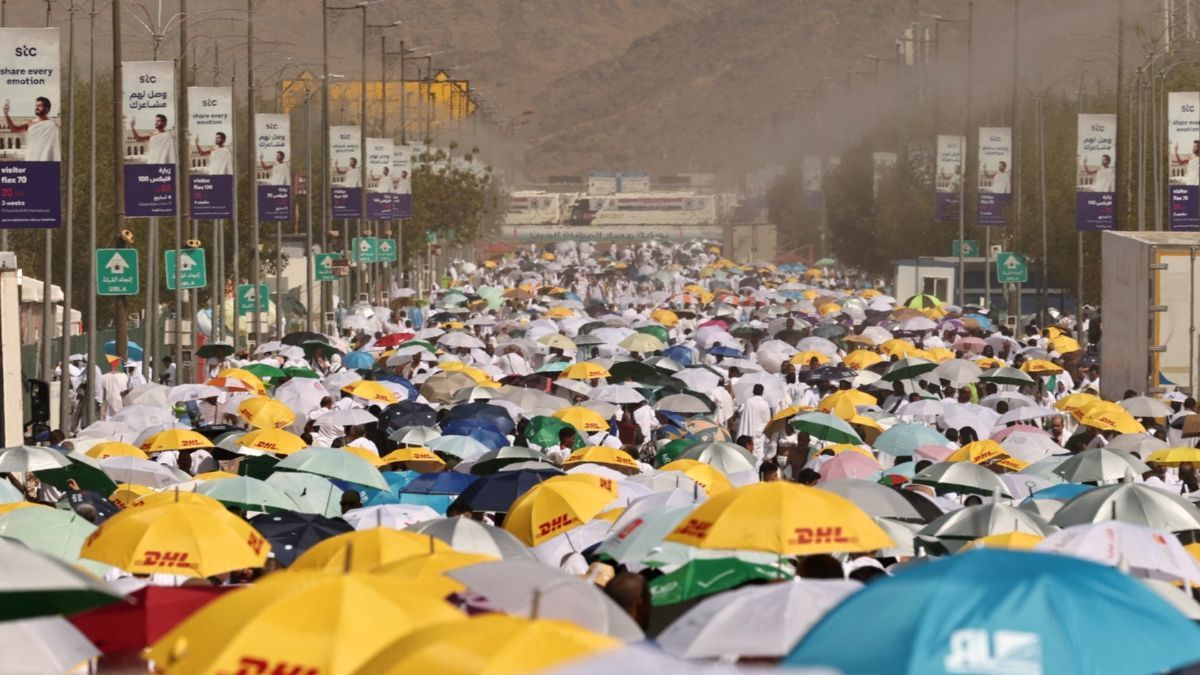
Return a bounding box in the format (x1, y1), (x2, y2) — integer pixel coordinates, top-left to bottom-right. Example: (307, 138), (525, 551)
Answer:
(455, 366), (496, 384)
(1020, 359), (1064, 375)
(372, 551), (497, 593)
(819, 390), (878, 412)
(947, 440), (1010, 465)
(131, 490), (224, 510)
(379, 446), (446, 472)
(1186, 542), (1200, 563)
(843, 350), (883, 370)
(354, 614), (618, 675)
(562, 446), (641, 474)
(343, 445), (386, 467)
(1046, 326), (1066, 339)
(341, 380), (400, 405)
(859, 289), (882, 299)
(824, 398), (858, 422)
(237, 396), (298, 430)
(194, 471), (239, 481)
(208, 367), (266, 394)
(0, 502), (47, 515)
(925, 347), (955, 363)
(1050, 335), (1082, 354)
(545, 306), (574, 319)
(538, 333), (576, 351)
(818, 303), (842, 316)
(1146, 447), (1200, 466)
(828, 444), (875, 459)
(81, 502), (270, 577)
(561, 362), (612, 380)
(85, 441), (148, 460)
(595, 506), (626, 523)
(961, 531), (1044, 552)
(108, 483), (153, 508)
(1079, 404), (1145, 434)
(147, 572), (464, 675)
(290, 529), (450, 573)
(789, 350), (831, 366)
(1055, 392), (1100, 414)
(879, 339), (918, 357)
(651, 308), (679, 327)
(975, 357), (1006, 369)
(666, 481), (893, 555)
(139, 429), (215, 454)
(659, 459), (733, 496)
(553, 406), (610, 433)
(619, 333), (665, 353)
(503, 474), (618, 546)
(238, 428), (308, 456)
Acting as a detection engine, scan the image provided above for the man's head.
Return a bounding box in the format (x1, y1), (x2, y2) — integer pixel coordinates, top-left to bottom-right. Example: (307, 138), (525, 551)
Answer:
(154, 114), (167, 131)
(214, 131), (226, 146)
(348, 157), (358, 168)
(752, 383), (765, 397)
(339, 490), (362, 514)
(275, 151), (285, 163)
(1192, 140), (1198, 156)
(1101, 154), (1111, 168)
(997, 160), (1007, 173)
(558, 426), (576, 448)
(603, 572), (651, 630)
(34, 96), (50, 116)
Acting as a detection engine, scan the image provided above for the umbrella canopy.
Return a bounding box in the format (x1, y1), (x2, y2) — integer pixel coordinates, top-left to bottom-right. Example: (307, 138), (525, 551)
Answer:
(1119, 395), (1173, 418)
(290, 529), (450, 572)
(0, 538), (121, 621)
(553, 406), (611, 433)
(406, 517), (534, 560)
(912, 461), (1011, 497)
(0, 445), (71, 473)
(917, 503), (1056, 544)
(790, 412), (863, 444)
(658, 460), (734, 496)
(247, 510), (354, 566)
(68, 585), (228, 655)
(275, 447), (388, 490)
(0, 617), (100, 674)
(342, 504), (440, 530)
(195, 476), (299, 512)
(784, 550), (1200, 674)
(874, 424), (951, 457)
(677, 442), (757, 476)
(503, 474), (618, 546)
(1052, 447), (1150, 483)
(1051, 482), (1200, 532)
(0, 508), (99, 572)
(1037, 521), (1200, 586)
(819, 479), (942, 523)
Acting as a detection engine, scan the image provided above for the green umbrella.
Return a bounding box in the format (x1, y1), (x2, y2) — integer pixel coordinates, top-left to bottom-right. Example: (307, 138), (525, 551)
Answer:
(471, 446), (549, 475)
(979, 367), (1036, 386)
(399, 340), (438, 353)
(302, 340), (342, 360)
(35, 451), (117, 496)
(283, 367), (320, 379)
(654, 438), (698, 468)
(814, 258), (836, 267)
(812, 324), (848, 340)
(609, 361), (662, 383)
(649, 558), (790, 606)
(791, 412), (863, 444)
(728, 322), (766, 339)
(578, 321), (608, 335)
(906, 293), (943, 309)
(0, 508), (106, 575)
(197, 476), (300, 512)
(881, 357), (938, 383)
(524, 416), (586, 450)
(196, 342), (235, 360)
(237, 454), (280, 480)
(275, 447), (388, 490)
(244, 363), (286, 382)
(636, 325), (670, 344)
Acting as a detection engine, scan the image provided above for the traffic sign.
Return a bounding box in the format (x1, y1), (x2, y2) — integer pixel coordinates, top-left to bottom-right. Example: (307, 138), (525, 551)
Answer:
(237, 283), (270, 315)
(165, 248), (208, 290)
(377, 238), (398, 263)
(353, 236), (379, 264)
(96, 249), (139, 296)
(995, 252), (1028, 284)
(951, 239), (979, 258)
(426, 231), (437, 244)
(314, 252), (342, 282)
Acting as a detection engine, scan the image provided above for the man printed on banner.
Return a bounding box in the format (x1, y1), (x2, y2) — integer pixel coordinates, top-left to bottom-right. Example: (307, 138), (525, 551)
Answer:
(130, 113), (177, 164)
(3, 95), (60, 161)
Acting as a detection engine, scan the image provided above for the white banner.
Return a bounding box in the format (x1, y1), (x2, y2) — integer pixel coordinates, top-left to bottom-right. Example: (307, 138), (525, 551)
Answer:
(366, 137), (393, 193)
(255, 113), (290, 186)
(329, 125), (361, 188)
(1076, 114), (1116, 193)
(123, 61), (176, 165)
(977, 127), (1012, 194)
(936, 135), (964, 194)
(187, 87), (232, 175)
(1169, 92), (1200, 187)
(391, 144), (412, 195)
(506, 224), (723, 243)
(0, 27), (61, 161)
(802, 156), (822, 192)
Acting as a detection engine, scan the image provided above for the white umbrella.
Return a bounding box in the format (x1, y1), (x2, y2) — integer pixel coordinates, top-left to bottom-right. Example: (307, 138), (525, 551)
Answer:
(342, 504), (440, 530)
(931, 359), (983, 387)
(254, 340), (284, 355)
(596, 504), (694, 568)
(1037, 521), (1200, 586)
(589, 384), (645, 405)
(1052, 448), (1149, 483)
(627, 471), (703, 495)
(999, 473), (1059, 502)
(999, 430), (1064, 464)
(670, 368), (721, 392)
(317, 407), (379, 427)
(1119, 396), (1173, 419)
(1106, 433), (1169, 456)
(0, 538), (122, 620)
(996, 406), (1062, 426)
(98, 457), (182, 488)
(274, 378), (333, 419)
(438, 332), (485, 350)
(898, 398), (947, 421)
(732, 371), (785, 407)
(679, 442), (757, 475)
(858, 326), (894, 345)
(578, 399), (620, 420)
(979, 392), (1038, 411)
(0, 445), (71, 473)
(405, 517), (534, 560)
(657, 579), (862, 659)
(1051, 483), (1200, 532)
(795, 336), (839, 356)
(322, 370), (362, 393)
(531, 519), (612, 568)
(0, 616), (99, 675)
(166, 383), (224, 406)
(937, 403), (999, 437)
(111, 404), (178, 431)
(123, 382), (169, 407)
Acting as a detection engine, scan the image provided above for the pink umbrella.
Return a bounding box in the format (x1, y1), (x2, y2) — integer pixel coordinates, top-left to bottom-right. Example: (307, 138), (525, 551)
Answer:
(952, 337), (988, 354)
(697, 318), (730, 330)
(990, 424), (1049, 442)
(818, 452), (881, 482)
(915, 444), (954, 462)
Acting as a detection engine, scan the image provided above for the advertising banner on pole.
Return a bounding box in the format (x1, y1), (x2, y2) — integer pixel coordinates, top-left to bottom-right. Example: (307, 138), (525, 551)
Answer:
(392, 143), (412, 219)
(366, 137), (393, 220)
(329, 125), (361, 218)
(123, 60), (177, 216)
(801, 156), (823, 210)
(1169, 92), (1200, 231)
(935, 134), (964, 223)
(977, 127), (1012, 226)
(1076, 113), (1117, 231)
(186, 86), (233, 219)
(0, 27), (61, 228)
(255, 113), (291, 222)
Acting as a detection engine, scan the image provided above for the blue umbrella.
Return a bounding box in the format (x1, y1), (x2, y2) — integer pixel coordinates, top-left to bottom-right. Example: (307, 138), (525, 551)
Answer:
(449, 468), (563, 513)
(440, 419), (508, 451)
(965, 312), (994, 330)
(444, 402), (515, 435)
(367, 373), (419, 400)
(708, 345), (743, 358)
(341, 351), (376, 370)
(662, 344), (695, 366)
(360, 470), (420, 507)
(103, 339), (143, 361)
(397, 493), (454, 514)
(380, 400), (437, 430)
(1023, 483), (1093, 503)
(874, 424), (951, 457)
(785, 550), (1200, 674)
(402, 471), (478, 496)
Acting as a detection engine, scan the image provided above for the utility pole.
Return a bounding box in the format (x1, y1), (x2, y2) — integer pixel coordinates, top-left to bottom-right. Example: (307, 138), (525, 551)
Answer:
(958, 2), (973, 309)
(111, 0), (127, 363)
(39, 0), (53, 384)
(358, 5), (368, 310)
(84, 0), (97, 424)
(247, 0), (261, 347)
(174, 0), (188, 381)
(58, 1), (78, 428)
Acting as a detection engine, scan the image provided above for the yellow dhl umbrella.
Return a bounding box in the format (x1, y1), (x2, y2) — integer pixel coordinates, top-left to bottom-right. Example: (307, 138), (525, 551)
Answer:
(843, 350), (883, 370)
(561, 362), (612, 380)
(651, 308), (679, 327)
(595, 506), (626, 523)
(342, 380), (400, 405)
(503, 474), (618, 546)
(545, 306), (575, 319)
(344, 445), (386, 467)
(238, 396), (298, 430)
(1050, 335), (1082, 354)
(562, 446), (640, 474)
(880, 339), (919, 357)
(148, 573), (464, 675)
(108, 483), (153, 508)
(1146, 447), (1200, 466)
(859, 289), (882, 299)
(455, 365), (498, 384)
(553, 406), (610, 433)
(825, 398), (858, 422)
(619, 333), (666, 353)
(659, 459), (733, 496)
(238, 428), (308, 456)
(1187, 542), (1200, 563)
(806, 269), (824, 280)
(765, 405), (811, 436)
(1055, 392), (1100, 414)
(801, 289), (820, 300)
(975, 357), (1006, 369)
(195, 471), (239, 481)
(925, 347), (955, 363)
(208, 367), (266, 393)
(140, 429), (214, 454)
(85, 441), (147, 460)
(666, 481), (893, 555)
(0, 502), (47, 515)
(1046, 326), (1066, 339)
(373, 551), (497, 594)
(947, 440), (1010, 465)
(828, 444), (876, 459)
(355, 614), (619, 675)
(380, 446), (446, 472)
(818, 303), (842, 316)
(130, 490), (224, 510)
(961, 531), (1044, 552)
(81, 502), (270, 577)
(1079, 404), (1145, 434)
(790, 350), (831, 366)
(441, 321), (466, 330)
(820, 390), (878, 412)
(291, 529), (451, 573)
(1020, 359), (1064, 375)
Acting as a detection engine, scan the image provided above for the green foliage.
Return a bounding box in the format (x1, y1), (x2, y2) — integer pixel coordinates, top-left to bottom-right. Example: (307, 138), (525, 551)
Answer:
(401, 143), (500, 264)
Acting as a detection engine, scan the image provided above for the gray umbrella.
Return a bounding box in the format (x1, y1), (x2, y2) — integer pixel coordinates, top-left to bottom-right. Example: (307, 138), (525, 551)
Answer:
(917, 503), (1056, 542)
(655, 393), (712, 414)
(405, 517), (533, 561)
(1105, 433), (1169, 456)
(819, 479), (937, 523)
(912, 461), (1011, 497)
(1119, 396), (1173, 419)
(1051, 483), (1200, 532)
(1052, 448), (1150, 483)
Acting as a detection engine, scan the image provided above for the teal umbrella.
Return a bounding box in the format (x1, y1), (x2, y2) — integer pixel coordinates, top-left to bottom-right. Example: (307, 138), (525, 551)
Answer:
(264, 472), (342, 517)
(197, 476), (300, 512)
(791, 412), (863, 444)
(0, 508), (108, 575)
(274, 447), (387, 490)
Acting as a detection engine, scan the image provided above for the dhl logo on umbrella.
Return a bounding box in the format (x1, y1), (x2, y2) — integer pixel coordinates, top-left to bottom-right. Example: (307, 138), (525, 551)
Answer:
(789, 527), (856, 546)
(674, 518), (712, 539)
(536, 513), (579, 538)
(247, 532), (267, 555)
(225, 656), (318, 675)
(136, 550), (195, 569)
(409, 450), (440, 462)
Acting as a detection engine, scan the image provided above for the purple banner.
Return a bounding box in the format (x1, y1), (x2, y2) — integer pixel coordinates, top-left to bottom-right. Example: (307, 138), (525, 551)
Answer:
(189, 174), (233, 219)
(1076, 191), (1115, 231)
(935, 192), (959, 223)
(393, 193), (412, 219)
(1171, 185), (1200, 231)
(332, 186), (361, 219)
(802, 190), (823, 210)
(367, 193), (393, 220)
(978, 193), (1010, 226)
(0, 161), (61, 228)
(258, 185), (291, 222)
(124, 164), (177, 217)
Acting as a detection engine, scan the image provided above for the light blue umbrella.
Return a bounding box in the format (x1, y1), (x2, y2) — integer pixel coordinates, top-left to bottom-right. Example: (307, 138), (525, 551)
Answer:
(785, 550), (1200, 674)
(264, 472), (342, 517)
(874, 424), (951, 457)
(362, 470), (420, 506)
(341, 351), (377, 370)
(103, 339), (143, 361)
(275, 447), (388, 490)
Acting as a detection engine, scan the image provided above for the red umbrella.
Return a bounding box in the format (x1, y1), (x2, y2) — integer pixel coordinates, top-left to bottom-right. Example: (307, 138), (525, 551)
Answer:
(69, 585), (229, 654)
(376, 332), (416, 348)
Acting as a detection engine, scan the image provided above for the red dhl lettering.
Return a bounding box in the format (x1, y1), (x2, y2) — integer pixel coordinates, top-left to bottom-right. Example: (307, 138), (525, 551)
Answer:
(138, 550), (195, 569)
(257, 442), (279, 450)
(598, 478), (614, 492)
(536, 513), (576, 538)
(789, 527), (857, 546)
(224, 656), (319, 675)
(247, 532), (266, 555)
(674, 518), (711, 539)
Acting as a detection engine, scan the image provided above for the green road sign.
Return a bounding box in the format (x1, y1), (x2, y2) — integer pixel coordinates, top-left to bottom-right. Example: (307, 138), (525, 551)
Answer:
(996, 252), (1028, 284)
(353, 236), (379, 264)
(96, 248), (139, 296)
(314, 252), (341, 282)
(952, 239), (979, 258)
(237, 283), (270, 315)
(426, 231), (437, 244)
(377, 238), (398, 263)
(165, 248), (207, 290)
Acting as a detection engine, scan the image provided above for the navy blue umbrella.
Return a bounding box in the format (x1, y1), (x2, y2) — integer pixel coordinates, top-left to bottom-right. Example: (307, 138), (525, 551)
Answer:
(248, 510), (354, 567)
(708, 345), (743, 358)
(444, 402), (515, 435)
(448, 468), (563, 513)
(366, 373), (419, 401)
(380, 400), (437, 430)
(441, 418), (509, 451)
(662, 344), (695, 366)
(402, 471), (478, 496)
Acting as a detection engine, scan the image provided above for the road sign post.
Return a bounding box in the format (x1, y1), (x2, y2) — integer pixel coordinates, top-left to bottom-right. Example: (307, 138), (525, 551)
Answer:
(237, 283), (270, 315)
(353, 236), (379, 264)
(952, 240), (979, 258)
(995, 252), (1028, 284)
(96, 249), (139, 296)
(314, 253), (342, 282)
(377, 238), (398, 263)
(164, 249), (208, 290)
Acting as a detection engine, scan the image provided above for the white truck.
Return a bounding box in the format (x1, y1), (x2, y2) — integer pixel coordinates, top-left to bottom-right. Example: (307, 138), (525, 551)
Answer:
(1101, 231), (1200, 399)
